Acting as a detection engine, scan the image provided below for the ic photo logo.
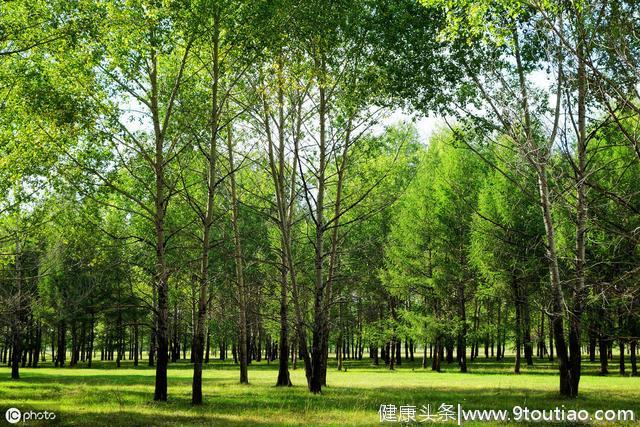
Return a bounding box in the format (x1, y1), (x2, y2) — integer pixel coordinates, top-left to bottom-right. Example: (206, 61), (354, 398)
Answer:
(5, 408), (56, 424)
(5, 408), (21, 424)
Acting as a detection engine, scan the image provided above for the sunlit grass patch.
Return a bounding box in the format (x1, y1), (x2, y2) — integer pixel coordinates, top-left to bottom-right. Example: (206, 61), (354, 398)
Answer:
(0, 357), (638, 426)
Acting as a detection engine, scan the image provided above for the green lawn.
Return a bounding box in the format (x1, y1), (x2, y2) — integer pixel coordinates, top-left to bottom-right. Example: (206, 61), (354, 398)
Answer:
(0, 356), (638, 426)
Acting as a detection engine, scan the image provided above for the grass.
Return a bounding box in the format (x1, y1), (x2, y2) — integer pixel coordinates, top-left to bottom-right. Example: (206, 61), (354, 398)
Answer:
(0, 355), (638, 426)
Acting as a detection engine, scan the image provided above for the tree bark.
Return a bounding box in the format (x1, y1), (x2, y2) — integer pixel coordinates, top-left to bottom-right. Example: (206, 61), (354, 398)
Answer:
(514, 277), (522, 374)
(133, 321), (139, 368)
(523, 292), (533, 366)
(263, 68), (309, 388)
(227, 127), (248, 385)
(457, 284), (467, 373)
(192, 10), (221, 404)
(309, 79), (328, 394)
(276, 254), (292, 386)
(151, 47), (170, 401)
(514, 26), (573, 396)
(630, 340), (637, 377)
(567, 8), (589, 396)
(87, 314), (94, 368)
(11, 230), (22, 380)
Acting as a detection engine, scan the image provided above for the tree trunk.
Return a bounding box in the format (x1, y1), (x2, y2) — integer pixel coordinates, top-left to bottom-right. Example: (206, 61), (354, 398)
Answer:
(33, 322), (41, 368)
(619, 339), (626, 376)
(11, 230), (23, 379)
(388, 339), (395, 370)
(630, 340), (637, 377)
(192, 13), (221, 403)
(116, 314), (123, 368)
(148, 40), (189, 401)
(432, 336), (441, 372)
(133, 321), (139, 368)
(457, 284), (467, 372)
(149, 284), (157, 367)
(514, 25), (573, 396)
(496, 302), (502, 361)
(263, 62), (309, 388)
(205, 329), (210, 364)
(336, 333), (343, 371)
(227, 127), (248, 385)
(87, 315), (94, 368)
(276, 247), (292, 386)
(11, 324), (20, 379)
(589, 332), (596, 362)
(513, 277), (522, 374)
(514, 284), (522, 374)
(523, 293), (533, 366)
(154, 271), (170, 401)
(57, 320), (66, 368)
(567, 9), (589, 396)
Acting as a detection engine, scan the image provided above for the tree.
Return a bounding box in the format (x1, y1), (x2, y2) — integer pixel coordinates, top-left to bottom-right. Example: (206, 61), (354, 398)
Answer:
(384, 127), (485, 373)
(470, 139), (546, 373)
(66, 0), (196, 401)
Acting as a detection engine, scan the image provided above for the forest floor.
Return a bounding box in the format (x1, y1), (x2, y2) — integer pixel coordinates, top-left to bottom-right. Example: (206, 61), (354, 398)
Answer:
(0, 356), (638, 426)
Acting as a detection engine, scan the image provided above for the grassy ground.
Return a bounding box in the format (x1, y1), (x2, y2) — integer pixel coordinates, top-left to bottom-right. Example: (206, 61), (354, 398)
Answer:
(0, 356), (638, 426)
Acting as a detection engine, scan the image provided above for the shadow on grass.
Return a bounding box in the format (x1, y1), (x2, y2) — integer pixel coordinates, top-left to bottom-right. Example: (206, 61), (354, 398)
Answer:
(1, 369), (639, 425)
(22, 355), (624, 376)
(1, 356), (638, 426)
(6, 385), (640, 426)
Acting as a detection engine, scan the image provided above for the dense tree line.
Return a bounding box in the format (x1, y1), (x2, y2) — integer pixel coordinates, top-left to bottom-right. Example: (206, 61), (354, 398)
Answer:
(0, 0), (638, 404)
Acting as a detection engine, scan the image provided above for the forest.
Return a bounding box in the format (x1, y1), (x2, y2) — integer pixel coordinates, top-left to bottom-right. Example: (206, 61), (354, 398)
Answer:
(1, 0), (639, 425)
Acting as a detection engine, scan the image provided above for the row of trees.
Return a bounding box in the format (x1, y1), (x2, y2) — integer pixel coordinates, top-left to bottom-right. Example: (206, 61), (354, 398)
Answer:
(1, 0), (638, 403)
